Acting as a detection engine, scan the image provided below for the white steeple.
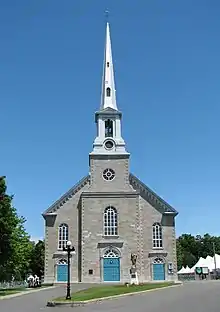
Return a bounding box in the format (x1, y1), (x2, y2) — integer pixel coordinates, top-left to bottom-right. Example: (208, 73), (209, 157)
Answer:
(90, 22), (129, 156)
(100, 22), (117, 110)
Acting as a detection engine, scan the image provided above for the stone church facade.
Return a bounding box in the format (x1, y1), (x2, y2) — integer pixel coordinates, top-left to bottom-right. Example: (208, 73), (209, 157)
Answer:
(42, 23), (178, 284)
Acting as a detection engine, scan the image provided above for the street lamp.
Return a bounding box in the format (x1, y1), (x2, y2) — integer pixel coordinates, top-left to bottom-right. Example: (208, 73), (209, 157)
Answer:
(63, 240), (75, 300)
(212, 242), (217, 279)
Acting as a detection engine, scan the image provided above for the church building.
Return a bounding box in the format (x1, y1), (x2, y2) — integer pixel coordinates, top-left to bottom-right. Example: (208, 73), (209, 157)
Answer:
(42, 23), (178, 284)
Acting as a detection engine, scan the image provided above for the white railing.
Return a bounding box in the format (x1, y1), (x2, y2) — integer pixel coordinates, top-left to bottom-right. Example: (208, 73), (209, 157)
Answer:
(0, 281), (28, 289)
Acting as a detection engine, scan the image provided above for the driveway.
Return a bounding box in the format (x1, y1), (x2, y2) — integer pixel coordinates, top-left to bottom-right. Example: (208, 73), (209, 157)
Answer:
(0, 284), (92, 312)
(1, 281), (220, 312)
(71, 281), (220, 312)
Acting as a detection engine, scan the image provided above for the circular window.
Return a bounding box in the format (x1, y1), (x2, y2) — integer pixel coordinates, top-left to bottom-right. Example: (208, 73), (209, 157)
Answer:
(103, 168), (115, 181)
(104, 140), (114, 150)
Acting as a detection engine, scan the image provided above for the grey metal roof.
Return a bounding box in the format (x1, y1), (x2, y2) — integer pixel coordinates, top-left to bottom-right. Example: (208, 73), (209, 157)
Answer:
(42, 175), (90, 215)
(129, 173), (178, 215)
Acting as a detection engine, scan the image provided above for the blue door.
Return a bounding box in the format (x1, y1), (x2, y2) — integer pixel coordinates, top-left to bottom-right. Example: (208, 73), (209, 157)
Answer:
(57, 264), (67, 282)
(103, 258), (120, 282)
(153, 263), (165, 280)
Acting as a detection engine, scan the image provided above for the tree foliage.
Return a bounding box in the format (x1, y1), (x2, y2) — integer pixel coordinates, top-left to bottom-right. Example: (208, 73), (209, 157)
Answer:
(0, 176), (36, 281)
(7, 219), (34, 280)
(29, 240), (45, 278)
(176, 233), (220, 270)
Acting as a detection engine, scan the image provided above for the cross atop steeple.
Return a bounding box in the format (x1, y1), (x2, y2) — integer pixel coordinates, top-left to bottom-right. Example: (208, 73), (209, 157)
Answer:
(100, 22), (118, 111)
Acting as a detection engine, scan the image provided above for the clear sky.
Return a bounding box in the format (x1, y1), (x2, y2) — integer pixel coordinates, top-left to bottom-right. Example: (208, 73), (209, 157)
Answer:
(1, 0), (220, 241)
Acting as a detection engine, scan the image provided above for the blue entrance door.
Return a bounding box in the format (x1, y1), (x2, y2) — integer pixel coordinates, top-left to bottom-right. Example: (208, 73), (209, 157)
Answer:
(103, 258), (120, 282)
(57, 264), (67, 282)
(153, 264), (165, 281)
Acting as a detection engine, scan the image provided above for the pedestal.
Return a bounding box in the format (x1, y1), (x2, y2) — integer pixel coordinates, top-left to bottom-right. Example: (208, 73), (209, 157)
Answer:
(130, 272), (139, 285)
(130, 266), (139, 285)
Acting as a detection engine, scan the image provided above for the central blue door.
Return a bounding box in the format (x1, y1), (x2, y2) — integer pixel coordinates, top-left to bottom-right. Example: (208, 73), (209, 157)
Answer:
(153, 264), (165, 280)
(103, 258), (120, 282)
(57, 264), (67, 282)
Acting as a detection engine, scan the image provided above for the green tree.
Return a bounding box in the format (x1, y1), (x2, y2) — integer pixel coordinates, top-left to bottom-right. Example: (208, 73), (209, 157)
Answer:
(176, 234), (198, 269)
(0, 176), (18, 280)
(176, 240), (183, 270)
(7, 219), (34, 280)
(176, 233), (220, 270)
(0, 176), (33, 281)
(29, 240), (45, 278)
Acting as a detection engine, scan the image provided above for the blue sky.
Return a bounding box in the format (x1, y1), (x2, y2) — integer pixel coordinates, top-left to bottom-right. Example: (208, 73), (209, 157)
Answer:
(1, 0), (220, 240)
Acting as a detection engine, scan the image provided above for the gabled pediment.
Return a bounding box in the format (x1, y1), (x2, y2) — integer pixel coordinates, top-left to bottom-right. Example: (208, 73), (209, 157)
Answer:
(42, 173), (177, 217)
(95, 107), (122, 121)
(129, 173), (178, 216)
(100, 107), (119, 113)
(42, 175), (90, 216)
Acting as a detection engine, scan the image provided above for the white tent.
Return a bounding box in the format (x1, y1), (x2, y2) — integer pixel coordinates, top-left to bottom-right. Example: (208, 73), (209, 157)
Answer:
(179, 254), (220, 274)
(190, 255), (220, 273)
(184, 265), (192, 273)
(178, 266), (194, 274)
(189, 257), (206, 273)
(205, 255), (215, 271)
(177, 266), (187, 274)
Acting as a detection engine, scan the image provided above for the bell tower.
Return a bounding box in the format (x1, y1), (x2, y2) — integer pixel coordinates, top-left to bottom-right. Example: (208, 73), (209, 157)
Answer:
(88, 22), (131, 192)
(90, 23), (129, 156)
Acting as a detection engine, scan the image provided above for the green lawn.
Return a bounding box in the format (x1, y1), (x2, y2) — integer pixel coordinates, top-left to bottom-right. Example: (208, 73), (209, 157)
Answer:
(0, 288), (27, 297)
(0, 284), (53, 297)
(55, 282), (175, 302)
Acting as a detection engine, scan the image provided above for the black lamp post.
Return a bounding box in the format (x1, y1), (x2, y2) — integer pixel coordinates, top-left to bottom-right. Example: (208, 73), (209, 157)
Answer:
(212, 242), (217, 279)
(63, 240), (75, 300)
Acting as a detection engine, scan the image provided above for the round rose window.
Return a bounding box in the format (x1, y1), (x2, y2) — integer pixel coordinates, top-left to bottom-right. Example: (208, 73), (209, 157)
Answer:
(102, 168), (115, 181)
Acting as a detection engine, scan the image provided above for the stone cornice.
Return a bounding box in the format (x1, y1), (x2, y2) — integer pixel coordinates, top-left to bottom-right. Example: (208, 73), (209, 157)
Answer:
(81, 191), (139, 198)
(42, 212), (57, 219)
(95, 108), (122, 123)
(89, 154), (130, 160)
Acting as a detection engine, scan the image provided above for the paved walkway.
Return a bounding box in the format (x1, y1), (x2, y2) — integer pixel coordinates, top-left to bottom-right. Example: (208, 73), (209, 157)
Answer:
(1, 281), (220, 312)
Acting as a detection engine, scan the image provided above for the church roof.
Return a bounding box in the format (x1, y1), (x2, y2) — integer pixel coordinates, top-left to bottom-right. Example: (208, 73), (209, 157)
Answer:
(42, 175), (90, 216)
(129, 173), (178, 215)
(43, 173), (177, 216)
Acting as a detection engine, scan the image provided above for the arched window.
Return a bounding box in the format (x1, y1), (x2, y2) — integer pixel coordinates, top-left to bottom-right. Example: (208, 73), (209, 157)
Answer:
(103, 247), (120, 258)
(153, 257), (164, 264)
(106, 87), (111, 97)
(152, 223), (163, 248)
(58, 223), (69, 250)
(104, 206), (118, 236)
(58, 258), (68, 265)
(105, 119), (113, 137)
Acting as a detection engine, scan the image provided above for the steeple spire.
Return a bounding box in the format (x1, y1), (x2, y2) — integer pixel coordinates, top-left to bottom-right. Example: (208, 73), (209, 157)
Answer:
(90, 22), (129, 156)
(100, 22), (117, 110)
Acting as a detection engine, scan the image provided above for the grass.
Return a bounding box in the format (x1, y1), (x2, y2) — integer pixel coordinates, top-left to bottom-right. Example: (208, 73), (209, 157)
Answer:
(55, 282), (175, 302)
(0, 288), (27, 297)
(0, 284), (54, 297)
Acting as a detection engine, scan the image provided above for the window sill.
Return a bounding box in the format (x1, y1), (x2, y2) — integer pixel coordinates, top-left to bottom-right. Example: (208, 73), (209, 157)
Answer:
(152, 247), (164, 250)
(102, 235), (119, 239)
